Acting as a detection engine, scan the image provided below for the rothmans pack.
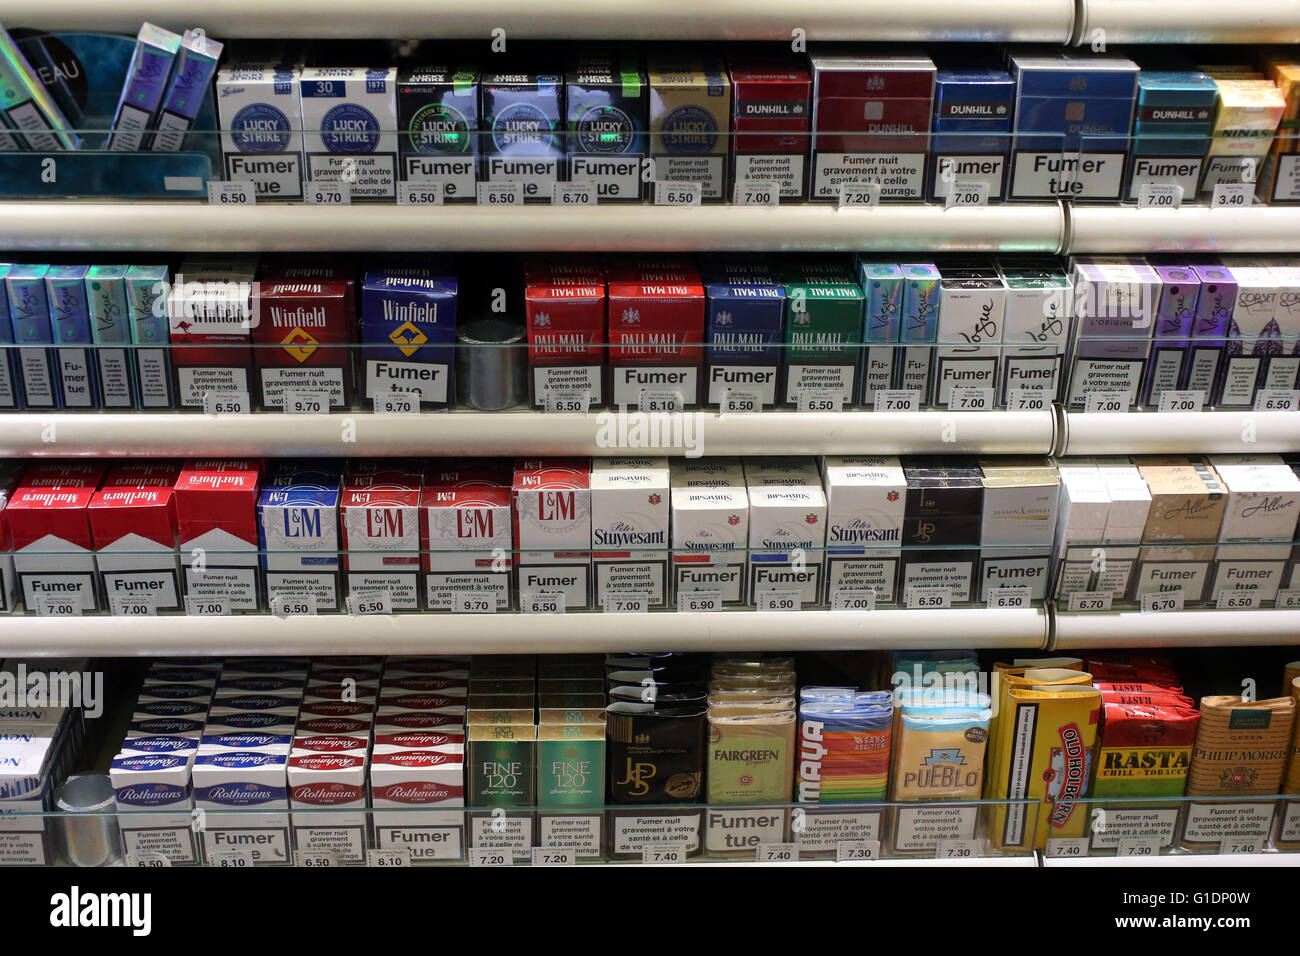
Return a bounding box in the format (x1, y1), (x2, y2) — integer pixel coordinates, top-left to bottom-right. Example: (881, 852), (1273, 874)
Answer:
(422, 462), (514, 611)
(591, 457), (670, 608)
(253, 264), (356, 410)
(299, 67), (399, 201)
(341, 462), (423, 610)
(360, 271), (458, 411)
(513, 458), (592, 610)
(669, 457), (750, 606)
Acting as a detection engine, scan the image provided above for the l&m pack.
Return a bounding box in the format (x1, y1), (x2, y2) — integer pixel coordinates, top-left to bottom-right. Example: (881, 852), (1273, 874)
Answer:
(258, 463), (344, 611)
(5, 264), (57, 410)
(1124, 67), (1217, 202)
(45, 265), (98, 409)
(701, 261), (785, 409)
(397, 65), (479, 201)
(341, 461), (422, 611)
(929, 63), (1014, 202)
(108, 23), (181, 151)
(299, 67), (399, 201)
(855, 261), (902, 407)
(86, 266), (137, 408)
(481, 68), (564, 201)
(125, 265), (174, 408)
(360, 271), (458, 411)
(779, 259), (865, 410)
(647, 50), (732, 203)
(151, 30), (224, 151)
(566, 50), (647, 203)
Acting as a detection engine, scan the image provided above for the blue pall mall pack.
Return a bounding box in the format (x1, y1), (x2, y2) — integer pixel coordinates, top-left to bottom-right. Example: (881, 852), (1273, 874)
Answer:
(929, 66), (1014, 202)
(1124, 67), (1217, 202)
(701, 262), (786, 409)
(5, 264), (57, 409)
(45, 265), (99, 409)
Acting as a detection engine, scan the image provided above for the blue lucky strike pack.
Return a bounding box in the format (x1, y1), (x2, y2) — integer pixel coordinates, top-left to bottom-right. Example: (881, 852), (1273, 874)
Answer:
(701, 261), (786, 408)
(5, 264), (57, 409)
(360, 271), (458, 411)
(45, 265), (99, 409)
(930, 66), (1014, 202)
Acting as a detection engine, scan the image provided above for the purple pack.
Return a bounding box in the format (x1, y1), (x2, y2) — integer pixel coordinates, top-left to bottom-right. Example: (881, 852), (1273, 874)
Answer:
(1185, 265), (1236, 401)
(1143, 265), (1199, 407)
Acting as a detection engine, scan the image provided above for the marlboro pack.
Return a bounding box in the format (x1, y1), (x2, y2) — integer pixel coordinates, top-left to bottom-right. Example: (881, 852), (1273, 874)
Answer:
(744, 458), (827, 607)
(728, 51), (813, 202)
(0, 462), (23, 611)
(252, 264), (356, 410)
(524, 258), (607, 408)
(341, 461), (422, 610)
(360, 271), (458, 411)
(513, 458), (592, 610)
(821, 456), (905, 604)
(606, 261), (706, 409)
(669, 457), (749, 606)
(45, 265), (99, 409)
(421, 462), (514, 611)
(168, 257), (256, 409)
(7, 464), (104, 613)
(175, 459), (263, 611)
(591, 457), (670, 608)
(259, 465), (343, 611)
(88, 484), (183, 614)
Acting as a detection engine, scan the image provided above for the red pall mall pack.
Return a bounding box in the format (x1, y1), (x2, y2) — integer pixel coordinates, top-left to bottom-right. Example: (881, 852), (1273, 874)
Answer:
(421, 462), (514, 611)
(174, 459), (264, 611)
(524, 257), (607, 409)
(252, 264), (357, 411)
(341, 461), (423, 610)
(88, 484), (183, 613)
(512, 458), (592, 610)
(606, 262), (705, 409)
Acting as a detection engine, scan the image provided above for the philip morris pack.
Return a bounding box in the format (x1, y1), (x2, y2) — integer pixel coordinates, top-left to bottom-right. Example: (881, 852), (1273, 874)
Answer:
(780, 260), (865, 409)
(360, 271), (458, 410)
(175, 459), (263, 611)
(513, 458), (593, 610)
(216, 61), (305, 200)
(299, 67), (398, 201)
(422, 462), (514, 611)
(253, 264), (356, 410)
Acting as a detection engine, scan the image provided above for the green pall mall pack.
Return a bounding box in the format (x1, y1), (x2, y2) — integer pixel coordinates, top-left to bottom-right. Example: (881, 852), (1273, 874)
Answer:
(779, 260), (865, 409)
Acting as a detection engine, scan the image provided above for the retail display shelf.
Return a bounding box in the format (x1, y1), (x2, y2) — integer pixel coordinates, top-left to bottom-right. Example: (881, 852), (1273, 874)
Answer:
(1075, 0), (1300, 45)
(631, 855), (1040, 867)
(0, 410), (1058, 458)
(1067, 205), (1300, 254)
(0, 0), (1076, 41)
(1058, 410), (1300, 456)
(1053, 609), (1300, 649)
(1043, 851), (1299, 867)
(0, 202), (1067, 254)
(0, 607), (1049, 657)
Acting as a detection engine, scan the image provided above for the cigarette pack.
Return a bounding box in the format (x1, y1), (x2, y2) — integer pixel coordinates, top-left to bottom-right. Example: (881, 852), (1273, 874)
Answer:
(6, 479), (101, 613)
(44, 265), (99, 409)
(1207, 455), (1300, 602)
(606, 262), (706, 408)
(1135, 459), (1228, 603)
(168, 257), (256, 409)
(174, 459), (263, 610)
(252, 265), (356, 410)
(341, 463), (422, 610)
(1125, 68), (1216, 201)
(85, 266), (136, 408)
(0, 463), (22, 610)
(524, 259), (607, 408)
(1204, 76), (1286, 190)
(647, 50), (732, 202)
(745, 458), (827, 607)
(1215, 265), (1279, 407)
(1067, 257), (1162, 409)
(669, 457), (749, 605)
(108, 23), (181, 151)
(5, 264), (57, 409)
(481, 68), (564, 201)
(566, 50), (647, 203)
(1092, 459), (1150, 599)
(728, 52), (812, 201)
(856, 261), (903, 407)
(897, 263), (941, 398)
(779, 260), (865, 409)
(900, 457), (983, 603)
(1260, 55), (1300, 203)
(591, 457), (670, 608)
(467, 724), (536, 807)
(259, 468), (343, 612)
(1264, 262), (1300, 390)
(1144, 266), (1200, 406)
(934, 259), (1006, 408)
(930, 64), (1014, 202)
(1183, 264), (1237, 399)
(513, 458), (592, 610)
(216, 61), (305, 199)
(998, 258), (1070, 404)
(536, 723), (604, 808)
(701, 262), (785, 409)
(0, 26), (78, 150)
(822, 456), (905, 604)
(192, 749), (290, 864)
(421, 462), (514, 611)
(109, 752), (198, 864)
(397, 65), (480, 201)
(151, 30), (223, 151)
(300, 67), (398, 201)
(287, 750), (370, 861)
(125, 265), (173, 408)
(88, 485), (182, 613)
(0, 264), (17, 410)
(360, 271), (458, 410)
(978, 458), (1058, 601)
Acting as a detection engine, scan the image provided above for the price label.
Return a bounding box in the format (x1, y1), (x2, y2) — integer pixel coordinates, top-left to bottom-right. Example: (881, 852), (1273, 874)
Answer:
(641, 844), (686, 865)
(1157, 389), (1204, 413)
(757, 589), (801, 612)
(34, 594), (81, 617)
(1254, 389), (1300, 411)
(835, 840), (881, 862)
(521, 592), (565, 615)
(1137, 182), (1184, 208)
(453, 592), (497, 614)
(208, 849), (255, 867)
(109, 593), (158, 617)
(907, 588), (952, 609)
(798, 391), (844, 413)
(1220, 837), (1264, 855)
(373, 390), (419, 415)
(1007, 388), (1050, 411)
(756, 843), (799, 863)
(1116, 838), (1160, 858)
(271, 594), (318, 617)
(184, 596), (230, 617)
(128, 851), (172, 867)
(552, 181), (598, 206)
(1274, 588), (1300, 609)
(347, 592), (392, 616)
(294, 849), (338, 867)
(935, 839), (981, 860)
(604, 592), (649, 614)
(950, 386), (994, 411)
(1212, 182), (1253, 209)
(639, 389), (683, 413)
(477, 181), (524, 206)
(543, 390), (592, 414)
(397, 182), (445, 206)
(306, 182), (351, 205)
(1141, 590), (1184, 614)
(733, 180), (780, 207)
(1216, 590), (1260, 610)
(986, 586), (1032, 609)
(874, 389), (921, 412)
(203, 390), (250, 416)
(945, 180), (989, 208)
(284, 390), (331, 415)
(1067, 592), (1112, 612)
(367, 847), (410, 867)
(837, 182), (880, 208)
(531, 846), (577, 866)
(831, 589), (876, 612)
(1046, 838), (1088, 859)
(469, 847), (512, 867)
(721, 388), (762, 414)
(1084, 391), (1129, 413)
(677, 590), (722, 613)
(654, 182), (702, 207)
(207, 181), (256, 205)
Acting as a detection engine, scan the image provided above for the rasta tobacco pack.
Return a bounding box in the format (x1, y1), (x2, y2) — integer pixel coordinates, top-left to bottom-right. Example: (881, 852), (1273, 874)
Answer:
(253, 264), (357, 411)
(566, 51), (648, 203)
(397, 65), (479, 202)
(524, 257), (607, 408)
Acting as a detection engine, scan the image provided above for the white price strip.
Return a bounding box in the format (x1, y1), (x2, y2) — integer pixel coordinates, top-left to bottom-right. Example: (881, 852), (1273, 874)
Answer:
(641, 844), (687, 865)
(203, 390), (250, 415)
(284, 390), (331, 415)
(1045, 838), (1088, 859)
(950, 386), (994, 411)
(469, 847), (512, 867)
(907, 588), (952, 609)
(1216, 590), (1260, 610)
(397, 182), (444, 206)
(271, 594), (318, 617)
(543, 391), (592, 414)
(1138, 182), (1183, 208)
(208, 849), (255, 867)
(987, 586), (1032, 610)
(109, 593), (158, 617)
(757, 589), (801, 612)
(373, 390), (419, 415)
(1157, 390), (1204, 413)
(945, 180), (989, 208)
(367, 847), (410, 867)
(831, 589), (876, 612)
(639, 389), (683, 413)
(835, 840), (881, 862)
(294, 849), (338, 867)
(1085, 391), (1129, 413)
(1275, 588), (1300, 609)
(1141, 590), (1184, 614)
(1007, 388), (1050, 411)
(347, 592), (392, 616)
(677, 590), (722, 613)
(185, 596), (230, 617)
(1254, 389), (1300, 411)
(721, 388), (762, 414)
(452, 592), (497, 614)
(531, 846), (577, 866)
(1212, 182), (1253, 209)
(798, 391), (844, 413)
(521, 592), (565, 615)
(1116, 838), (1160, 858)
(874, 389), (921, 412)
(755, 843), (799, 863)
(733, 180), (780, 207)
(552, 181), (598, 206)
(477, 181), (524, 206)
(838, 182), (880, 208)
(654, 182), (702, 207)
(604, 592), (649, 614)
(34, 594), (81, 617)
(1067, 592), (1112, 612)
(128, 851), (172, 867)
(207, 181), (255, 205)
(306, 182), (351, 205)
(935, 839), (981, 860)
(1220, 837), (1264, 855)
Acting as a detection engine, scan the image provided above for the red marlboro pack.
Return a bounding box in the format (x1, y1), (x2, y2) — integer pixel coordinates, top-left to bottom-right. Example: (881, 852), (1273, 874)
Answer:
(728, 52), (813, 202)
(524, 257), (607, 409)
(174, 459), (264, 611)
(168, 257), (257, 409)
(252, 264), (357, 411)
(102, 460), (183, 488)
(512, 458), (592, 610)
(88, 485), (183, 613)
(7, 480), (101, 612)
(606, 263), (705, 408)
(19, 461), (105, 488)
(341, 461), (423, 610)
(421, 463), (513, 611)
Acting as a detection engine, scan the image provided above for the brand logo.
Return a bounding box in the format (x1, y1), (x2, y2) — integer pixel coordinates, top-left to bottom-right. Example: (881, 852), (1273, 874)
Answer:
(280, 327), (319, 363)
(661, 105), (718, 153)
(49, 886), (151, 937)
(321, 103), (381, 153)
(388, 320), (428, 356)
(1046, 723), (1088, 828)
(576, 105), (635, 153)
(231, 103), (291, 153)
(409, 102), (470, 153)
(614, 758), (656, 796)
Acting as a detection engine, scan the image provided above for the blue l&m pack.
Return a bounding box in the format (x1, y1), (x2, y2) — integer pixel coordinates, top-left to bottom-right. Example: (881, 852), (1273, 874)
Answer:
(360, 271), (458, 411)
(86, 266), (137, 408)
(701, 261), (786, 409)
(45, 265), (99, 409)
(929, 66), (1014, 202)
(258, 465), (343, 612)
(856, 261), (903, 407)
(5, 264), (57, 409)
(125, 265), (173, 408)
(1124, 67), (1217, 201)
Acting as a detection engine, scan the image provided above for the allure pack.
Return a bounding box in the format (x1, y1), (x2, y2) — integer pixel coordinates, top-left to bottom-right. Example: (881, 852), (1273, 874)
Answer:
(341, 460), (423, 610)
(606, 259), (706, 409)
(422, 462), (514, 611)
(168, 256), (256, 410)
(360, 270), (458, 411)
(175, 459), (263, 611)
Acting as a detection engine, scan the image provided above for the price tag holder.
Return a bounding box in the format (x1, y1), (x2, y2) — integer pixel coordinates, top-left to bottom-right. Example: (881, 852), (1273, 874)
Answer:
(986, 586), (1032, 610)
(874, 389), (921, 412)
(907, 588), (951, 610)
(835, 840), (881, 862)
(208, 849), (255, 867)
(1137, 182), (1184, 208)
(677, 590), (722, 613)
(1212, 182), (1253, 209)
(1274, 588), (1300, 609)
(367, 847), (410, 867)
(543, 390), (592, 414)
(945, 180), (989, 208)
(271, 594), (318, 617)
(127, 851), (172, 867)
(347, 592), (392, 616)
(837, 182), (880, 208)
(1045, 837), (1088, 860)
(1116, 838), (1160, 858)
(1220, 837), (1264, 855)
(294, 849), (338, 867)
(654, 182), (701, 207)
(109, 593), (158, 617)
(531, 846), (577, 866)
(1084, 391), (1129, 414)
(798, 391), (844, 413)
(34, 594), (81, 617)
(207, 181), (256, 206)
(452, 592), (497, 614)
(184, 596), (231, 616)
(831, 589), (876, 612)
(1254, 389), (1300, 411)
(604, 592), (649, 614)
(306, 182), (351, 205)
(1141, 590), (1184, 614)
(552, 182), (598, 206)
(1007, 388), (1050, 411)
(397, 182), (444, 206)
(1216, 590), (1260, 610)
(641, 844), (687, 865)
(757, 589), (801, 612)
(469, 847), (512, 867)
(521, 592), (565, 615)
(950, 386), (994, 411)
(373, 391), (419, 415)
(203, 390), (250, 416)
(733, 180), (780, 207)
(283, 390), (331, 415)
(935, 839), (981, 860)
(1067, 592), (1112, 612)
(477, 181), (524, 206)
(755, 843), (799, 863)
(638, 389), (684, 413)
(721, 389), (762, 414)
(1157, 389), (1204, 413)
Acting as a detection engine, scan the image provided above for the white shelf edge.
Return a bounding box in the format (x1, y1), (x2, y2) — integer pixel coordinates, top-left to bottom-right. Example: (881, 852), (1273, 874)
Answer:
(1044, 851), (1299, 867)
(625, 854), (1039, 867)
(1067, 205), (1300, 254)
(0, 202), (1066, 254)
(1061, 411), (1300, 456)
(1053, 609), (1300, 649)
(0, 608), (1049, 657)
(1076, 0), (1300, 44)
